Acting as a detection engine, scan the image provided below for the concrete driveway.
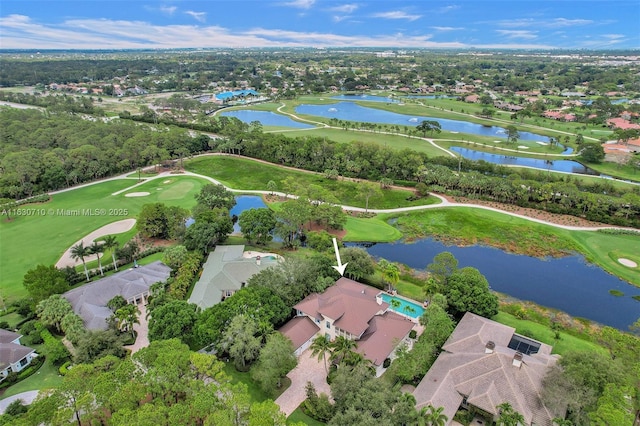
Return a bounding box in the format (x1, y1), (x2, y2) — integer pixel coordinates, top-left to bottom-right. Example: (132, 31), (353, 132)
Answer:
(0, 391), (39, 414)
(274, 349), (331, 417)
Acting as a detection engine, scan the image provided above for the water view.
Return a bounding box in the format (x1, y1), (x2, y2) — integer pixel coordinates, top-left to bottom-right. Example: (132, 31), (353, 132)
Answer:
(295, 102), (550, 142)
(451, 146), (596, 175)
(230, 195), (268, 233)
(350, 238), (640, 330)
(219, 110), (314, 129)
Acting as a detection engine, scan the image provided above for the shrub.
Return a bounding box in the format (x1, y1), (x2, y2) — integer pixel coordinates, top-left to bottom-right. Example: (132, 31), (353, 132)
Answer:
(409, 330), (417, 339)
(0, 321), (10, 330)
(383, 358), (391, 368)
(40, 328), (70, 365)
(59, 361), (72, 376)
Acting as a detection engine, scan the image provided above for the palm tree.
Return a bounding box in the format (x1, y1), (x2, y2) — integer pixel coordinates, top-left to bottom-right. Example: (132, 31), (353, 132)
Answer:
(419, 404), (448, 426)
(90, 241), (105, 276)
(310, 335), (332, 374)
(496, 402), (525, 426)
(115, 304), (140, 339)
(330, 335), (357, 365)
(552, 418), (573, 426)
(381, 260), (400, 292)
(102, 235), (119, 271)
(70, 241), (91, 282)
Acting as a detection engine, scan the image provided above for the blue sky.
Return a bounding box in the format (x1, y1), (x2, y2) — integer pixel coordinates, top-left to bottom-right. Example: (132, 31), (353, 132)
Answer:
(1, 1), (638, 50)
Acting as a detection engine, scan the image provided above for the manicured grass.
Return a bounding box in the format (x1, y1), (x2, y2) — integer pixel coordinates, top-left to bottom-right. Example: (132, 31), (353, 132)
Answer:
(186, 155), (439, 210)
(491, 312), (606, 356)
(569, 230), (640, 287)
(0, 346), (64, 399)
(0, 176), (206, 301)
(287, 407), (326, 426)
(222, 363), (270, 402)
(0, 312), (23, 328)
(272, 127), (448, 157)
(343, 216), (402, 243)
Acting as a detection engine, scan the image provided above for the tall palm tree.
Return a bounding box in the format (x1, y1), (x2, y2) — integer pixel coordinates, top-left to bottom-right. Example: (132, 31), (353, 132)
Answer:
(419, 405), (448, 426)
(90, 241), (105, 276)
(70, 241), (91, 282)
(310, 335), (332, 374)
(381, 260), (400, 292)
(102, 235), (119, 271)
(115, 304), (140, 339)
(330, 335), (357, 365)
(496, 402), (525, 426)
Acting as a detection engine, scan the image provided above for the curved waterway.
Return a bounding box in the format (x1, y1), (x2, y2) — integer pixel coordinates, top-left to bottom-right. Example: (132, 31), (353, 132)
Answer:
(295, 102), (550, 142)
(451, 146), (595, 174)
(348, 238), (640, 330)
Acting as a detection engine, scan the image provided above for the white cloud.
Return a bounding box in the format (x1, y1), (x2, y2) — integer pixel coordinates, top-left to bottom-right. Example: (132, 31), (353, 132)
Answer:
(498, 17), (593, 28)
(0, 14), (557, 50)
(437, 5), (460, 13)
(185, 11), (206, 22)
(372, 11), (421, 21)
(281, 0), (315, 9)
(430, 26), (463, 31)
(328, 4), (359, 13)
(159, 6), (177, 15)
(496, 30), (538, 40)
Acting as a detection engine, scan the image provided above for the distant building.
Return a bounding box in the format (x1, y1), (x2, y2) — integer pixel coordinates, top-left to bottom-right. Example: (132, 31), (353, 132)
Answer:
(63, 261), (171, 330)
(0, 330), (37, 381)
(413, 312), (559, 426)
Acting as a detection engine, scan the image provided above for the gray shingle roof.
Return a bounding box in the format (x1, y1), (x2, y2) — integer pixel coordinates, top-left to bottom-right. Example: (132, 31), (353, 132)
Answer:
(0, 329), (21, 344)
(188, 245), (279, 310)
(63, 261), (171, 330)
(414, 312), (559, 426)
(0, 343), (35, 370)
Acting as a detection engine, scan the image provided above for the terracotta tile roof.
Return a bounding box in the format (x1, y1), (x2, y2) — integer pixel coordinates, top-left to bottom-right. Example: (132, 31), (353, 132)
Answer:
(356, 311), (414, 366)
(414, 313), (559, 426)
(294, 277), (388, 337)
(278, 316), (320, 350)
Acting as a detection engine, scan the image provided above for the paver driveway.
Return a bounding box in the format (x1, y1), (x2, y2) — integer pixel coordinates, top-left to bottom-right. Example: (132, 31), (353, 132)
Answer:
(275, 349), (331, 417)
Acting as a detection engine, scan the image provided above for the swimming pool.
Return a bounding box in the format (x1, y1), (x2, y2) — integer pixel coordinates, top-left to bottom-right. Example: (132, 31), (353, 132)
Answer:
(380, 293), (425, 319)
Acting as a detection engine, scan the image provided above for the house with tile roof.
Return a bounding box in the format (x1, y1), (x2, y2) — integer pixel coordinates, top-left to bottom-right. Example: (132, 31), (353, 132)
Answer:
(188, 245), (281, 310)
(63, 261), (171, 330)
(413, 312), (559, 426)
(279, 277), (415, 376)
(0, 330), (37, 382)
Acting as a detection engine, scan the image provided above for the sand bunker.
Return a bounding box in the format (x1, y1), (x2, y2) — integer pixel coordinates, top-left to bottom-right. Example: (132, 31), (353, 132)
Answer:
(163, 180), (171, 184)
(55, 219), (137, 269)
(518, 145), (529, 149)
(618, 258), (638, 268)
(125, 192), (150, 197)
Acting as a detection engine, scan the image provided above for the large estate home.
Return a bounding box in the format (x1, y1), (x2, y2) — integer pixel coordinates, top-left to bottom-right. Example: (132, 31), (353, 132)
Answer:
(279, 277), (415, 376)
(63, 261), (171, 330)
(0, 329), (37, 382)
(414, 312), (559, 426)
(188, 245), (280, 310)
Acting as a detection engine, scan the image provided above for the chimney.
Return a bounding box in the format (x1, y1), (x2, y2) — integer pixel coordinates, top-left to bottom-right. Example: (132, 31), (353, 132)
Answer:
(485, 341), (495, 354)
(512, 351), (523, 368)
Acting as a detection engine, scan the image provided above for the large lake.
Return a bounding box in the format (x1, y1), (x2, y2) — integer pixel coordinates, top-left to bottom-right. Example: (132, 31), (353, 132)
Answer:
(230, 195), (268, 233)
(348, 238), (640, 330)
(295, 102), (549, 142)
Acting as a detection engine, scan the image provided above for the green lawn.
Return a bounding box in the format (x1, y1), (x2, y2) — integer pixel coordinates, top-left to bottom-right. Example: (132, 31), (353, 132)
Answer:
(0, 176), (206, 301)
(343, 215), (402, 243)
(492, 312), (605, 356)
(0, 345), (64, 399)
(287, 407), (326, 425)
(185, 155), (440, 210)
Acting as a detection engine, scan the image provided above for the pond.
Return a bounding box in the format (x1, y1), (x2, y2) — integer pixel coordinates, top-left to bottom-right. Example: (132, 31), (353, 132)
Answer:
(219, 110), (314, 129)
(294, 102), (550, 142)
(348, 238), (640, 330)
(451, 146), (597, 175)
(230, 195), (268, 233)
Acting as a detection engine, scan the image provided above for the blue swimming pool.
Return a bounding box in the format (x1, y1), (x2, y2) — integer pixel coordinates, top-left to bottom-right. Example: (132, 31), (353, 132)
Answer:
(380, 293), (425, 319)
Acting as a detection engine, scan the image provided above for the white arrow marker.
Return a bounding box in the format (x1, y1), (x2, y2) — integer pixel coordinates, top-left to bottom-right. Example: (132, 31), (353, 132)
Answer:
(331, 237), (348, 276)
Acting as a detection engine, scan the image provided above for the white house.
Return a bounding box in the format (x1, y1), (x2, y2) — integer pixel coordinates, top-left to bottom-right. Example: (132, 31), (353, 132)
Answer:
(0, 329), (38, 381)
